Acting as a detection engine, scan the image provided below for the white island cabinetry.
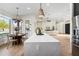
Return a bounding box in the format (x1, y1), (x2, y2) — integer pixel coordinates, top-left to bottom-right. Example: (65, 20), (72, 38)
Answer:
(24, 33), (60, 56)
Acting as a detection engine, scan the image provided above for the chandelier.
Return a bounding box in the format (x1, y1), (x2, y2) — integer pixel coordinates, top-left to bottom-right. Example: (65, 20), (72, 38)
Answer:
(13, 7), (22, 22)
(13, 7), (22, 34)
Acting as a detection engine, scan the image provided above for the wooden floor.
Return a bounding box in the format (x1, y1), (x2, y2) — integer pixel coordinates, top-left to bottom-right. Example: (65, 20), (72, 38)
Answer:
(55, 34), (71, 56)
(72, 44), (79, 56)
(0, 31), (71, 56)
(46, 31), (71, 56)
(0, 44), (24, 56)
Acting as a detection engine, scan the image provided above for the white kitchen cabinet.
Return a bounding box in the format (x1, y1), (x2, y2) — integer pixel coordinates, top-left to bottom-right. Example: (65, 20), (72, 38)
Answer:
(24, 33), (60, 56)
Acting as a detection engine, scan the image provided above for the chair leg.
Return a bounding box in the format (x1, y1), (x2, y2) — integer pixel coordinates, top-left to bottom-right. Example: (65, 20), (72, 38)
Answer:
(13, 41), (16, 48)
(7, 42), (11, 49)
(7, 42), (9, 49)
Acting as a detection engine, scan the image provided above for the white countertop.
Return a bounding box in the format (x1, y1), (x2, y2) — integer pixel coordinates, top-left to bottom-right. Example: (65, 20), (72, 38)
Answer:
(25, 33), (59, 42)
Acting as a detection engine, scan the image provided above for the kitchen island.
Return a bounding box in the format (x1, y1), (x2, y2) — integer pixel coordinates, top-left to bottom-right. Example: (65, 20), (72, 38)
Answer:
(24, 33), (60, 56)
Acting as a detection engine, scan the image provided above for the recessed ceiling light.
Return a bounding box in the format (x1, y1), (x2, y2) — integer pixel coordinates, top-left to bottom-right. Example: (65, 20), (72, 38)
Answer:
(27, 7), (31, 10)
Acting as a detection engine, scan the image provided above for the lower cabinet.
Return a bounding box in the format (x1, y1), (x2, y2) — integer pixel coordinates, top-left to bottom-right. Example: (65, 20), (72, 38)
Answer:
(24, 42), (60, 56)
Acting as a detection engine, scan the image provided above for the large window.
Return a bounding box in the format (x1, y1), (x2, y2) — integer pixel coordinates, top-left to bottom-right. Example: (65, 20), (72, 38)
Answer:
(0, 16), (9, 33)
(0, 14), (11, 45)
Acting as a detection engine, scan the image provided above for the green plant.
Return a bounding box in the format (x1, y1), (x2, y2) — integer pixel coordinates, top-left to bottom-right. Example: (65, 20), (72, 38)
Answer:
(0, 19), (9, 31)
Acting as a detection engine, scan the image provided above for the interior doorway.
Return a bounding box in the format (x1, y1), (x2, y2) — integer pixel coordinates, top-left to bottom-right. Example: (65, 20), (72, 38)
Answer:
(65, 23), (70, 34)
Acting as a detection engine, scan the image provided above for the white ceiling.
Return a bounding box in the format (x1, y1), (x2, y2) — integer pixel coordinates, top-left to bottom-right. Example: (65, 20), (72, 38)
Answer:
(0, 3), (70, 21)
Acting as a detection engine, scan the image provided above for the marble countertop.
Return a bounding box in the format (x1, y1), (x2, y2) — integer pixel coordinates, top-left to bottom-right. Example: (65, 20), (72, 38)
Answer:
(25, 33), (59, 42)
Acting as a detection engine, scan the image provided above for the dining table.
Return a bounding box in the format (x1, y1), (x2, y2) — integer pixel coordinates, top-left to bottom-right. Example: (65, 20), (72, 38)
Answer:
(9, 33), (26, 45)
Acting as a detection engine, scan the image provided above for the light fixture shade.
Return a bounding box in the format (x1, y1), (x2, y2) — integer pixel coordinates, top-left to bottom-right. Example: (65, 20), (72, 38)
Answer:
(12, 7), (22, 21)
(37, 3), (45, 18)
(38, 8), (45, 17)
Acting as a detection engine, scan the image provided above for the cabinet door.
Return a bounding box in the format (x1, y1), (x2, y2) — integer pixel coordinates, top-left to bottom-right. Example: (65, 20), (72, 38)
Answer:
(38, 42), (60, 56)
(24, 43), (39, 56)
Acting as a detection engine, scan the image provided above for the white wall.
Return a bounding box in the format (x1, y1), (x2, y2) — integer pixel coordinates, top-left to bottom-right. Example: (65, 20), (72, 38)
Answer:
(57, 22), (65, 33)
(56, 20), (70, 34)
(22, 15), (36, 37)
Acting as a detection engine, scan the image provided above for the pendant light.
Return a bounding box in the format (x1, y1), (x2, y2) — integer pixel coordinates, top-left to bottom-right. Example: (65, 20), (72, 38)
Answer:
(38, 3), (45, 18)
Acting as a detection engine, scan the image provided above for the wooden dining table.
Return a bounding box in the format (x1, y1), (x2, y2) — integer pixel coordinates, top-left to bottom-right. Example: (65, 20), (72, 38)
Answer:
(9, 33), (26, 45)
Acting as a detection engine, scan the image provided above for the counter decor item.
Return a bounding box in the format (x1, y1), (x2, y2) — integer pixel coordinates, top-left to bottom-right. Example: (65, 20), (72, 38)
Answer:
(35, 27), (44, 35)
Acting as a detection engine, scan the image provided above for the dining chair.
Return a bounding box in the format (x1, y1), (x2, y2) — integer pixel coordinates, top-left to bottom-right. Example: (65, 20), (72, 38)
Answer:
(7, 34), (17, 49)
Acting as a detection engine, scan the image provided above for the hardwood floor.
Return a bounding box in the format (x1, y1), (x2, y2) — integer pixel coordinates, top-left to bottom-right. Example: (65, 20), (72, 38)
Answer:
(0, 44), (24, 56)
(55, 34), (71, 56)
(46, 31), (71, 56)
(72, 44), (79, 56)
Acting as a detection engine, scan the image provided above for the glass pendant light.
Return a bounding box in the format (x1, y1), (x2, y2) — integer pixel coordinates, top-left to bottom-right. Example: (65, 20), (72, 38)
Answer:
(38, 3), (45, 18)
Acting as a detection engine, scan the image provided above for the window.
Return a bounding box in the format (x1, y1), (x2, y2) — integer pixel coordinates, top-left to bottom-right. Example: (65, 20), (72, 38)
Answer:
(0, 14), (11, 45)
